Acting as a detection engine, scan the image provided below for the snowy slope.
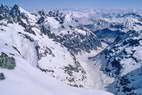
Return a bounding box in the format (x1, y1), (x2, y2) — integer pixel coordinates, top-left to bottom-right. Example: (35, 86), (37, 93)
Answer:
(1, 4), (142, 95)
(0, 18), (88, 88)
(0, 38), (112, 95)
(0, 55), (113, 95)
(0, 5), (114, 95)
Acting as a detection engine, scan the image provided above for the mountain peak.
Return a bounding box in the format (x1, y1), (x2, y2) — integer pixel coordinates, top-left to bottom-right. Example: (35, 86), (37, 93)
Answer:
(0, 4), (9, 11)
(13, 4), (20, 9)
(10, 4), (21, 17)
(10, 4), (29, 15)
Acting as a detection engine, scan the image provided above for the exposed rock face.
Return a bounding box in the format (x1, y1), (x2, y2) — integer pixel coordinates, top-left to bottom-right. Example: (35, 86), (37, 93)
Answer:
(0, 52), (16, 81)
(0, 73), (5, 80)
(0, 52), (16, 70)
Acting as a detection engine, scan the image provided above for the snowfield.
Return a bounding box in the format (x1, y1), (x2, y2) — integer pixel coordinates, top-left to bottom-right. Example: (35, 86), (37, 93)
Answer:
(0, 56), (113, 95)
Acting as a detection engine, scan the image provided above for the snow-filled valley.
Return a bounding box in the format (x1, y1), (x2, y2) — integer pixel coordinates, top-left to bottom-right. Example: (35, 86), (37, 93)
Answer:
(0, 4), (142, 95)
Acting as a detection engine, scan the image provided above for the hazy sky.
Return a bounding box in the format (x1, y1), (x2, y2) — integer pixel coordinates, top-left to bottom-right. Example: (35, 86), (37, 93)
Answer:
(0, 0), (142, 10)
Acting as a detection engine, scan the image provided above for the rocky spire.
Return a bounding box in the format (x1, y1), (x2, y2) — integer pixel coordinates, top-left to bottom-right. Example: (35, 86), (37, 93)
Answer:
(0, 4), (10, 20)
(10, 4), (21, 17)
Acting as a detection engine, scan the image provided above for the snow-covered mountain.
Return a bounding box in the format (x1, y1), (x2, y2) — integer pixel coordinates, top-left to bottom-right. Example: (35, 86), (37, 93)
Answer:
(1, 4), (142, 95)
(89, 30), (142, 95)
(97, 30), (142, 95)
